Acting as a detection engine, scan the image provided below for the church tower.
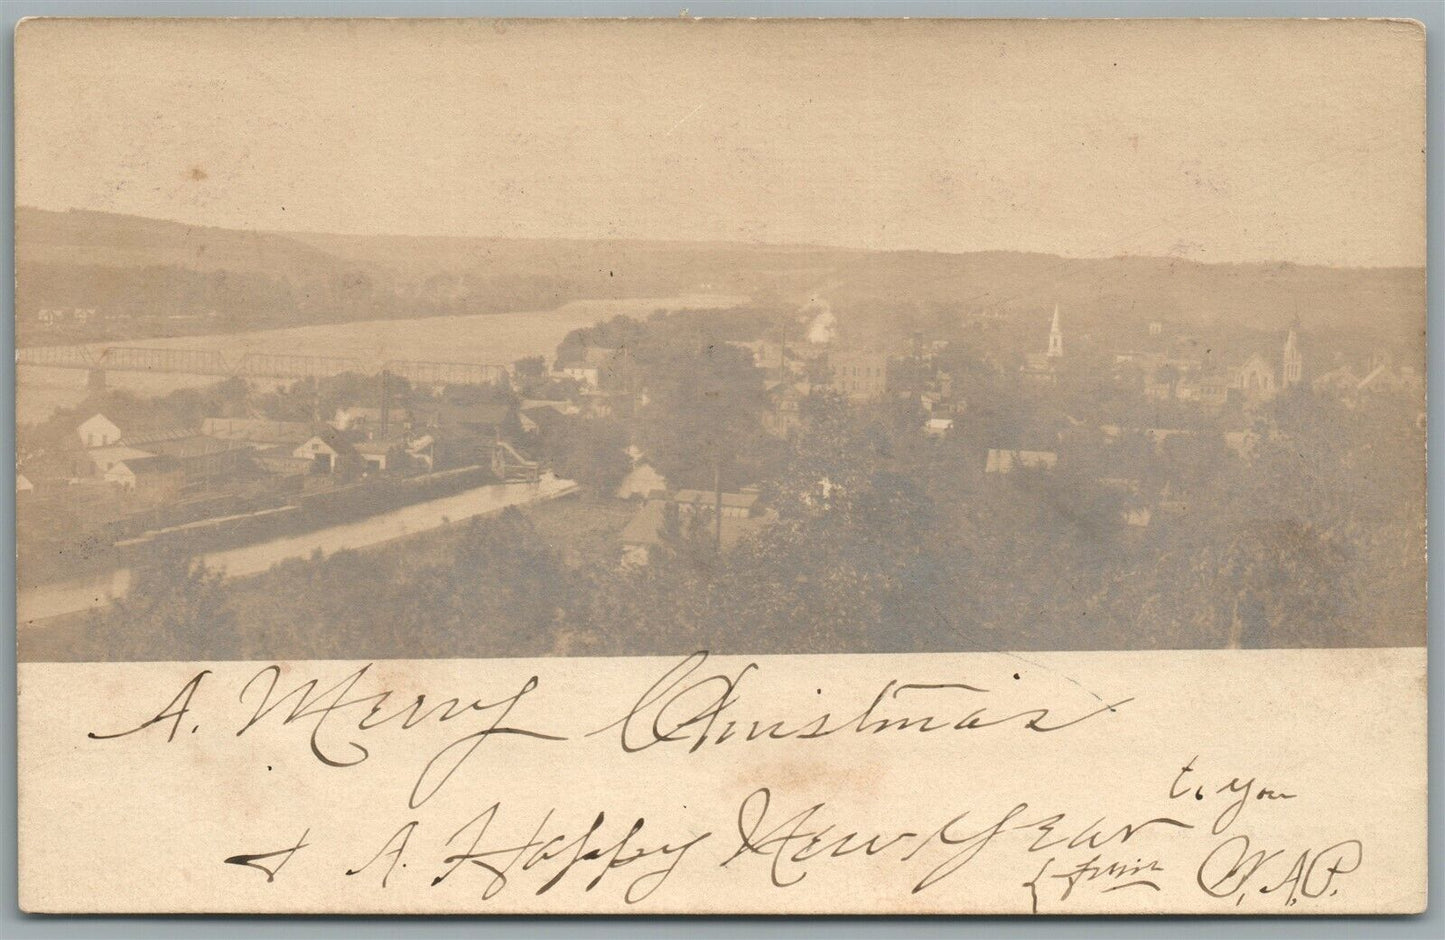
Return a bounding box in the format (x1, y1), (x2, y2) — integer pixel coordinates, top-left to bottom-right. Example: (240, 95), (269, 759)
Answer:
(1282, 322), (1303, 387)
(1047, 304), (1064, 359)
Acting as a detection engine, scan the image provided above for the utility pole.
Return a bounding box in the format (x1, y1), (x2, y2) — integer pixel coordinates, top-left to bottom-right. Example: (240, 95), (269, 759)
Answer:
(380, 368), (391, 438)
(714, 459), (723, 553)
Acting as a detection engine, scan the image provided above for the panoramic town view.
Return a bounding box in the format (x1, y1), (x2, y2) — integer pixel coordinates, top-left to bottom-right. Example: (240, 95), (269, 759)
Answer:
(14, 19), (1427, 664)
(15, 206), (1425, 662)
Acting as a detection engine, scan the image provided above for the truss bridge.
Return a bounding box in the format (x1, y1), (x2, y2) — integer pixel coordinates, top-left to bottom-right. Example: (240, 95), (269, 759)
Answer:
(17, 344), (508, 386)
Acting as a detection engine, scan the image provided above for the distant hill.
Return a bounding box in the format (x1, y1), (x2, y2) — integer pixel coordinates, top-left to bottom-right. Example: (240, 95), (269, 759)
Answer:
(16, 206), (1423, 352)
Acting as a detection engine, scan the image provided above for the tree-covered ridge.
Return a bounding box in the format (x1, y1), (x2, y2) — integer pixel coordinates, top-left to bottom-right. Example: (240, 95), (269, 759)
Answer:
(18, 206), (1424, 349)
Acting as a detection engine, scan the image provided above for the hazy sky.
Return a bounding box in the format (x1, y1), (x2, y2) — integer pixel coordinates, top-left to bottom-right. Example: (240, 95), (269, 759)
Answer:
(15, 18), (1426, 267)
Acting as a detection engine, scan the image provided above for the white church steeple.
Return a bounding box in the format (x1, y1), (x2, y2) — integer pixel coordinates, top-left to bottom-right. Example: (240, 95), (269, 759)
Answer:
(1047, 304), (1064, 359)
(1282, 320), (1303, 387)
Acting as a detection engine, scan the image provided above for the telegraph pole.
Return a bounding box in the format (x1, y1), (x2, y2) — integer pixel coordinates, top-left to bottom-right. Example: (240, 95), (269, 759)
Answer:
(380, 368), (391, 438)
(714, 459), (723, 553)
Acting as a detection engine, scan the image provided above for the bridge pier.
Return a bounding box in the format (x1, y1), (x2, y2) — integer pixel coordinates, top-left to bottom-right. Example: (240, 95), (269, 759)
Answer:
(86, 368), (107, 392)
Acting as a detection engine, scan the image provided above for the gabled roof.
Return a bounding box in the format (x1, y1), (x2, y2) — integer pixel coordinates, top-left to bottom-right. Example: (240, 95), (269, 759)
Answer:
(520, 403), (568, 435)
(146, 435), (247, 459)
(621, 500), (669, 547)
(112, 454), (183, 476)
(614, 462), (668, 500)
(495, 440), (535, 466)
(354, 437), (406, 456)
(252, 450), (314, 475)
(87, 444), (156, 465)
(1310, 365), (1359, 387)
(623, 501), (775, 552)
(202, 417), (315, 444)
(296, 427), (358, 456)
(120, 426), (194, 447)
(766, 380), (809, 399)
(79, 408), (190, 445)
(78, 412), (121, 430)
(1357, 363), (1388, 389)
(1235, 352), (1276, 373)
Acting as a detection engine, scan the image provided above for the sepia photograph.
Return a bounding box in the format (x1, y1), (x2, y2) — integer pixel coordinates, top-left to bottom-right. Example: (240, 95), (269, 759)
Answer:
(15, 17), (1426, 664)
(11, 14), (1430, 916)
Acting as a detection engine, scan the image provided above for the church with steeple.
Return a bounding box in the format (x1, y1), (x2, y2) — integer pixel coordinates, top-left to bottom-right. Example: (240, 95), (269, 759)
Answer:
(1282, 320), (1303, 388)
(1021, 304), (1065, 383)
(1230, 320), (1306, 403)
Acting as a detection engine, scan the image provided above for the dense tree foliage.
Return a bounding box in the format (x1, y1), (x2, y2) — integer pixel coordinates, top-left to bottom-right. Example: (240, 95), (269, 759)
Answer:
(48, 307), (1424, 663)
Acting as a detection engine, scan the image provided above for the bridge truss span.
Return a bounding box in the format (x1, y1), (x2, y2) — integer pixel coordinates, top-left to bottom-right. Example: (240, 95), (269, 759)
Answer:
(97, 346), (231, 375)
(236, 353), (367, 381)
(15, 345), (95, 369)
(384, 359), (508, 387)
(19, 343), (511, 387)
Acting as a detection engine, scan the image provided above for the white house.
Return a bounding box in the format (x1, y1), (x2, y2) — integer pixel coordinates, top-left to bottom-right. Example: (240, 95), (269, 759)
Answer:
(77, 413), (123, 449)
(923, 417), (954, 438)
(556, 364), (601, 388)
(614, 461), (668, 500)
(985, 449), (1058, 474)
(293, 433), (355, 474)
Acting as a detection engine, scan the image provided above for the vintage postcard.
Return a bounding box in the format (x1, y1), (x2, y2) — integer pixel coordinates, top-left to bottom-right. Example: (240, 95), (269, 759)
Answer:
(14, 18), (1427, 914)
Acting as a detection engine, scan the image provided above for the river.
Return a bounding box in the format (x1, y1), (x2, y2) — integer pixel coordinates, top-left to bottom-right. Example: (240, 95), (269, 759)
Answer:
(17, 473), (579, 627)
(16, 292), (740, 622)
(17, 293), (746, 424)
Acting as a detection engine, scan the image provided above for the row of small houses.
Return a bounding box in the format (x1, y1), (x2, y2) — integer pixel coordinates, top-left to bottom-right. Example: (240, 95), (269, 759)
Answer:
(23, 401), (551, 504)
(608, 464), (1170, 571)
